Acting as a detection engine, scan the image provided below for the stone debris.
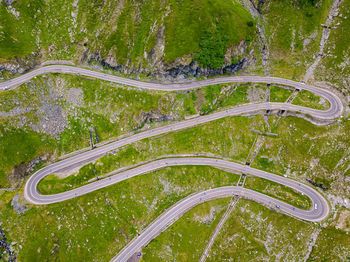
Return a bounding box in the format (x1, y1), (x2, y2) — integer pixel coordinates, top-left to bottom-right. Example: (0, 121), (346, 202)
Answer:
(0, 227), (16, 262)
(11, 194), (28, 214)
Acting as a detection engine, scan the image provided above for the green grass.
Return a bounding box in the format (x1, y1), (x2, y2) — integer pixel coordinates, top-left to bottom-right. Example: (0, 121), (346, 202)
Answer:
(142, 198), (231, 261)
(252, 116), (350, 187)
(37, 162), (98, 195)
(0, 1), (41, 58)
(314, 0), (350, 94)
(270, 86), (293, 102)
(262, 0), (333, 79)
(207, 199), (317, 261)
(308, 227), (350, 261)
(244, 176), (311, 209)
(0, 166), (238, 261)
(0, 128), (54, 187)
(199, 84), (250, 114)
(194, 28), (229, 69)
(292, 90), (330, 110)
(163, 0), (255, 62)
(0, 0), (255, 66)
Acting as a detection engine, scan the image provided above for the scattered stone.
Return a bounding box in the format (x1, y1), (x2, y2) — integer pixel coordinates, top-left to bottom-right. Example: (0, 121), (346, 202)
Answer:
(0, 227), (16, 262)
(11, 194), (28, 214)
(247, 86), (266, 103)
(4, 0), (15, 6)
(135, 110), (174, 128)
(51, 243), (60, 255)
(64, 87), (83, 107)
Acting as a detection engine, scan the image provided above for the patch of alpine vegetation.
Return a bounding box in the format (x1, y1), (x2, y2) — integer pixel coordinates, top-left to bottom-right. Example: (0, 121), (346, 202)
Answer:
(206, 200), (350, 261)
(253, 116), (350, 210)
(258, 0), (335, 79)
(0, 0), (257, 79)
(314, 0), (350, 98)
(141, 198), (231, 261)
(244, 176), (312, 209)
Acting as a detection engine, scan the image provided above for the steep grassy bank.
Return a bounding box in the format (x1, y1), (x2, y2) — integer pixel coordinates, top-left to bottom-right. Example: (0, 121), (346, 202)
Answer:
(0, 0), (255, 72)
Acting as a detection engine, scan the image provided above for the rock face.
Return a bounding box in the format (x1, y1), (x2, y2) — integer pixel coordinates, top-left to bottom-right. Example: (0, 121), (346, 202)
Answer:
(135, 110), (174, 128)
(87, 34), (253, 80)
(8, 156), (46, 187)
(0, 227), (16, 262)
(0, 55), (39, 79)
(89, 52), (249, 81)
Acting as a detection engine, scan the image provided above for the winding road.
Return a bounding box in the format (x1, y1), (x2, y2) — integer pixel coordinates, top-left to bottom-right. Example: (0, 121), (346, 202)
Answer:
(0, 65), (343, 122)
(1, 64), (343, 261)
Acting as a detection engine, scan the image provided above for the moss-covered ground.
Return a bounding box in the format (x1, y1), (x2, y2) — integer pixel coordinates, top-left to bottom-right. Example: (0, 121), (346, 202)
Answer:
(207, 200), (316, 261)
(269, 85), (293, 103)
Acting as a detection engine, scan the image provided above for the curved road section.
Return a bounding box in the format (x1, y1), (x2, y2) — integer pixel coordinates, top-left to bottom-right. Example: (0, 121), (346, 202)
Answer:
(25, 157), (328, 221)
(0, 65), (343, 120)
(111, 186), (323, 262)
(25, 157), (329, 262)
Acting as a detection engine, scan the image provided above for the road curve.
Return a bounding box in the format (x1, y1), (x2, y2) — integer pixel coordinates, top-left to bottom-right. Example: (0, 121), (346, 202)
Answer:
(24, 157), (329, 221)
(0, 65), (343, 120)
(111, 186), (321, 262)
(25, 156), (329, 262)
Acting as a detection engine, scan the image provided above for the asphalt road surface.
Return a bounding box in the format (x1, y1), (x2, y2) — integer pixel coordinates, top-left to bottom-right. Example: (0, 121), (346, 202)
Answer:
(0, 65), (343, 121)
(111, 186), (323, 262)
(5, 64), (340, 261)
(25, 156), (328, 220)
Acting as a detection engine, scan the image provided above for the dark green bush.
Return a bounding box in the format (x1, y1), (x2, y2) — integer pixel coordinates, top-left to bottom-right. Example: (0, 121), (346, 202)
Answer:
(194, 29), (229, 69)
(247, 21), (254, 27)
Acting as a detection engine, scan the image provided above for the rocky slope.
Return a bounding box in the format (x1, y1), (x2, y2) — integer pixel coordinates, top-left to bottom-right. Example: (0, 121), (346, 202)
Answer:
(0, 0), (257, 79)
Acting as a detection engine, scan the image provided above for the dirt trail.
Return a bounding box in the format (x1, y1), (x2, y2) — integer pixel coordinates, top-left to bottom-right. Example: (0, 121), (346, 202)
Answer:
(199, 196), (240, 262)
(238, 0), (269, 75)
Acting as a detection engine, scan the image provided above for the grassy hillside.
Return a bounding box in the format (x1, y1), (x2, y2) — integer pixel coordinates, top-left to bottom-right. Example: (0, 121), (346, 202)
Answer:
(314, 0), (350, 95)
(261, 0), (333, 79)
(0, 0), (255, 69)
